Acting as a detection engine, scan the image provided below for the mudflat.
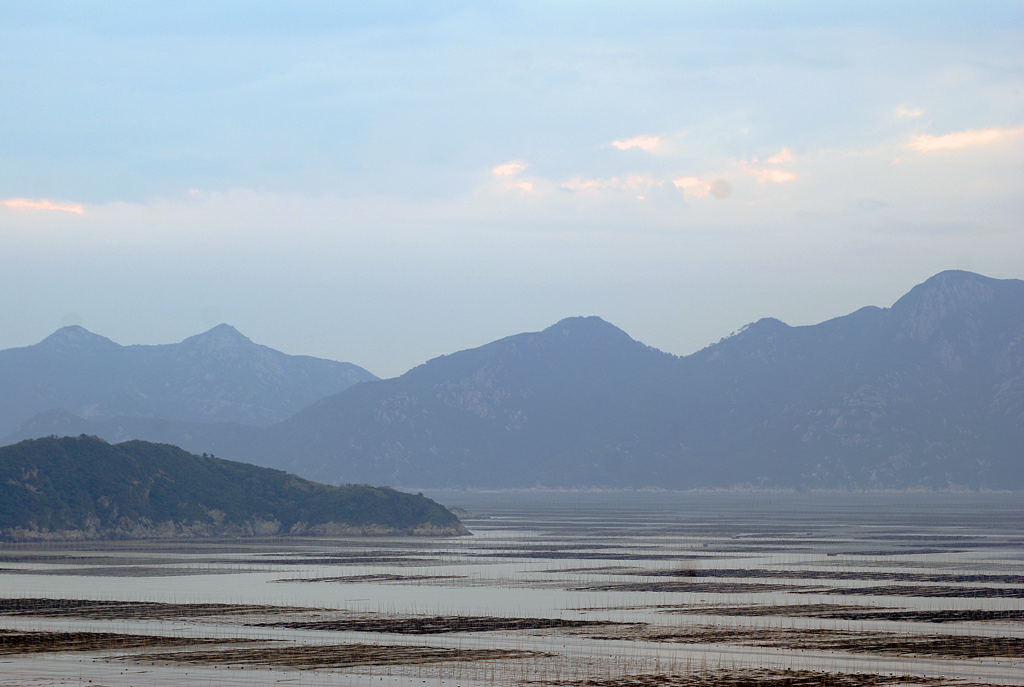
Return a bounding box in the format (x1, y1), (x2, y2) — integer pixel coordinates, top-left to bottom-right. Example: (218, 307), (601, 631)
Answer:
(1, 491), (1021, 686)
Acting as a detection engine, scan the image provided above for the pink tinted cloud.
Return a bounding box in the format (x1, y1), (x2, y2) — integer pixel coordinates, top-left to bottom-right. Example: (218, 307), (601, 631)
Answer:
(672, 176), (731, 199)
(561, 177), (609, 192)
(741, 164), (797, 184)
(1, 198), (85, 215)
(895, 106), (925, 119)
(672, 176), (712, 198)
(622, 174), (660, 190)
(492, 160), (528, 177)
(610, 135), (662, 152)
(765, 147), (794, 164)
(906, 127), (1024, 153)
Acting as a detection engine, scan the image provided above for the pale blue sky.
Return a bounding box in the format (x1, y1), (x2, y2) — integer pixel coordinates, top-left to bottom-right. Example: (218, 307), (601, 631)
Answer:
(2, 2), (1022, 376)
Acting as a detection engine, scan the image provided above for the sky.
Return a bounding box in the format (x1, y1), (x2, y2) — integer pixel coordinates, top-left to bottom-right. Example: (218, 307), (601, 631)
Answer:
(2, 1), (1022, 377)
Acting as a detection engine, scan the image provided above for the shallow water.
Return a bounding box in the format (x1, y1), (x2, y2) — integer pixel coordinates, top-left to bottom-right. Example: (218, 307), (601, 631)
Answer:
(0, 491), (1021, 686)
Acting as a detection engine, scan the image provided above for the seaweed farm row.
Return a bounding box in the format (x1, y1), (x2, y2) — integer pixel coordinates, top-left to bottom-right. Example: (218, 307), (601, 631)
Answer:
(0, 491), (1021, 686)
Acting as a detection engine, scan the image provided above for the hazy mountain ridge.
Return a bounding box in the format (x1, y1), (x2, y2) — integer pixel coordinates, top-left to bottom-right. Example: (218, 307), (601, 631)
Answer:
(0, 435), (466, 540)
(260, 270), (1020, 488)
(7, 271), (1022, 489)
(0, 324), (377, 435)
(676, 271), (1024, 486)
(264, 316), (685, 485)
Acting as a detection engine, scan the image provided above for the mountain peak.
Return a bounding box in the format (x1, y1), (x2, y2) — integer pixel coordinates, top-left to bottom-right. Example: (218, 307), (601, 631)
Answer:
(889, 270), (1021, 342)
(545, 316), (630, 339)
(37, 325), (119, 350)
(741, 317), (790, 333)
(181, 323), (253, 348)
(918, 269), (996, 288)
(892, 270), (998, 314)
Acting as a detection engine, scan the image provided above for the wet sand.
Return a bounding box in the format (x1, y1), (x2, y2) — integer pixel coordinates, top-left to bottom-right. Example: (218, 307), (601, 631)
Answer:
(0, 491), (1021, 686)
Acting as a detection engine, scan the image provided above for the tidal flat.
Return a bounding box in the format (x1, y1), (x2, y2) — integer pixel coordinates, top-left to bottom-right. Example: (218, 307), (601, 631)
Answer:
(0, 492), (1021, 686)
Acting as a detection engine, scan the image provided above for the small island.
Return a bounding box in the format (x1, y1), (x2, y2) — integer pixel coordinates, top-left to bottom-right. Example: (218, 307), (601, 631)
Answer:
(0, 435), (468, 540)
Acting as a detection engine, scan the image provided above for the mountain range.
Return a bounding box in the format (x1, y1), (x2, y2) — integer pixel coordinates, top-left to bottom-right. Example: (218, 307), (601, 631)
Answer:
(5, 270), (1022, 489)
(0, 323), (376, 436)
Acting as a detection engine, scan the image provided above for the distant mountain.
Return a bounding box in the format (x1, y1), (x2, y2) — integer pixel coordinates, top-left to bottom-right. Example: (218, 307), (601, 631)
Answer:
(10, 271), (1022, 489)
(264, 316), (688, 486)
(0, 324), (376, 435)
(670, 270), (1024, 487)
(0, 435), (466, 540)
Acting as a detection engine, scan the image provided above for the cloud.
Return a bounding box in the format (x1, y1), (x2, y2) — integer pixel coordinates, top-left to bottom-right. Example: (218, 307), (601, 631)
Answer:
(491, 160), (527, 177)
(1, 198), (85, 215)
(622, 174), (660, 190)
(562, 174), (662, 193)
(742, 166), (798, 184)
(765, 147), (794, 165)
(672, 176), (732, 200)
(906, 127), (1024, 153)
(895, 106), (925, 119)
(610, 135), (662, 153)
(672, 176), (712, 198)
(561, 177), (608, 192)
(513, 181), (534, 193)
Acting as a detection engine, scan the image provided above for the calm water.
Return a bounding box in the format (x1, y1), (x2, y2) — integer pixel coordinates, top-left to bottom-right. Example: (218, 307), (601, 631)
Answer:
(1, 491), (1021, 686)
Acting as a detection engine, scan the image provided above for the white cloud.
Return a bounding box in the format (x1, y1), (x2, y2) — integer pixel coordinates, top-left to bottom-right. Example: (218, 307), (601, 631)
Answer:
(491, 160), (528, 177)
(906, 127), (1024, 153)
(672, 176), (712, 198)
(1, 198), (85, 215)
(561, 177), (609, 192)
(610, 135), (662, 153)
(562, 174), (662, 193)
(513, 181), (534, 193)
(622, 174), (660, 190)
(765, 148), (795, 165)
(895, 106), (925, 119)
(742, 165), (798, 184)
(672, 176), (732, 199)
